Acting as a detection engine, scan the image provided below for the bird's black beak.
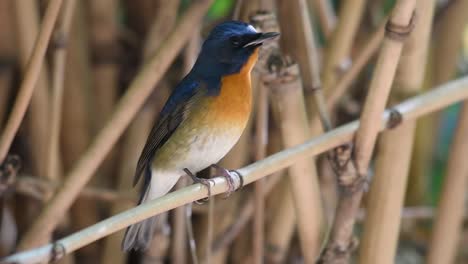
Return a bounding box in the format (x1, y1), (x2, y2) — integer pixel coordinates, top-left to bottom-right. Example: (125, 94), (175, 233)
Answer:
(243, 32), (280, 48)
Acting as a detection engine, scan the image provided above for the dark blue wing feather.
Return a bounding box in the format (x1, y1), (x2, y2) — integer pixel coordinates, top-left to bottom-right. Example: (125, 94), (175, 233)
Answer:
(132, 77), (205, 189)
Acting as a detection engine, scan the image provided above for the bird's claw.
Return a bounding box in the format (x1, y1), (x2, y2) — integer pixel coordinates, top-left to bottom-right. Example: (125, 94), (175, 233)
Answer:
(184, 168), (214, 204)
(210, 165), (244, 199)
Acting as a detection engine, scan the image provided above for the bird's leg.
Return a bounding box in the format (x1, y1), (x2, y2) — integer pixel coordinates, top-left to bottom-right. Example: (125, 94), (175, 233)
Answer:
(184, 168), (214, 204)
(210, 164), (244, 198)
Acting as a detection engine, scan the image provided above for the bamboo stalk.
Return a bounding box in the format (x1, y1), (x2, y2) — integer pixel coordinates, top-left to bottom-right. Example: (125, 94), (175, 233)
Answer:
(358, 2), (434, 263)
(48, 0), (77, 183)
(5, 75), (468, 264)
(409, 0), (468, 206)
(17, 0), (214, 250)
(319, 1), (417, 263)
(265, 177), (296, 263)
(427, 106), (468, 261)
(253, 82), (268, 264)
(268, 63), (323, 263)
(278, 0), (332, 131)
(322, 0), (366, 94)
(88, 0), (120, 187)
(11, 0), (55, 178)
(309, 0), (336, 38)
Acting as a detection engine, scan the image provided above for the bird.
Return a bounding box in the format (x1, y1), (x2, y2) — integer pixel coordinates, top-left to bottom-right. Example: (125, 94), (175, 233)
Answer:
(122, 20), (279, 251)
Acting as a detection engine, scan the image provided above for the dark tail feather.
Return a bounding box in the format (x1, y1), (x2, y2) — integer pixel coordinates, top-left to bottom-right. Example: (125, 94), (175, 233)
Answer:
(122, 215), (157, 251)
(122, 167), (156, 251)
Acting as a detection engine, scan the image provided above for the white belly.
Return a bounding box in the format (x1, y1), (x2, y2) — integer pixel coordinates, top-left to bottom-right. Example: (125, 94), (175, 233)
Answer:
(180, 128), (242, 173)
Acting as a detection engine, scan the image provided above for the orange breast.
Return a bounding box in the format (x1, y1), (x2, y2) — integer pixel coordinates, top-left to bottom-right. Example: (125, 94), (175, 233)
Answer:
(207, 48), (258, 126)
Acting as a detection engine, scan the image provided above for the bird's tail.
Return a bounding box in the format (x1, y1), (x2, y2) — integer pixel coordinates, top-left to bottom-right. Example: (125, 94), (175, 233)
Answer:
(122, 169), (180, 251)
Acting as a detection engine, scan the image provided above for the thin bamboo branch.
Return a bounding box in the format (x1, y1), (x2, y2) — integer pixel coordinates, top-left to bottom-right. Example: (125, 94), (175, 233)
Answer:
(0, 0), (63, 165)
(309, 0), (336, 38)
(427, 105), (468, 263)
(359, 1), (435, 263)
(322, 0), (366, 94)
(4, 75), (468, 264)
(319, 1), (417, 263)
(47, 0), (77, 183)
(17, 0), (213, 250)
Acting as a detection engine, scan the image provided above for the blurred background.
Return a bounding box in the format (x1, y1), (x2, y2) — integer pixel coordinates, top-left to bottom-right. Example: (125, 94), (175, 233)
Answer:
(0, 0), (468, 263)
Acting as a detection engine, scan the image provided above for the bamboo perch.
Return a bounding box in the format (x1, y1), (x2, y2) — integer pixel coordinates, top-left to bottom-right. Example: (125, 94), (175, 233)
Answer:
(17, 0), (213, 250)
(0, 0), (63, 165)
(4, 75), (468, 264)
(268, 63), (323, 263)
(427, 105), (468, 263)
(319, 1), (417, 263)
(359, 1), (434, 263)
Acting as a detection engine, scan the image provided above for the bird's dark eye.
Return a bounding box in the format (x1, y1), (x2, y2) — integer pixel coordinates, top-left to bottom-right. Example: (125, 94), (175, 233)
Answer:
(230, 36), (241, 47)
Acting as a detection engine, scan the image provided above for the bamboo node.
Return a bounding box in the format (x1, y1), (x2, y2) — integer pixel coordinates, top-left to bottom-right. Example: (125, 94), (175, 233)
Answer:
(49, 242), (65, 263)
(387, 108), (403, 129)
(385, 11), (417, 42)
(0, 155), (21, 196)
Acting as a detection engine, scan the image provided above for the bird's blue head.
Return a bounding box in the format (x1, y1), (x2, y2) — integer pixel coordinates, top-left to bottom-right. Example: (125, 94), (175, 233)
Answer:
(191, 21), (279, 80)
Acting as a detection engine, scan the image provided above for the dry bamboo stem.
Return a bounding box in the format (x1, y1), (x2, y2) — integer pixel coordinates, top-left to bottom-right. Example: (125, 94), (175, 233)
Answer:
(17, 0), (213, 250)
(265, 178), (296, 263)
(322, 0), (366, 93)
(409, 0), (468, 206)
(319, 1), (417, 263)
(253, 81), (268, 264)
(47, 0), (77, 183)
(427, 107), (468, 262)
(359, 1), (434, 263)
(11, 0), (56, 178)
(88, 0), (120, 187)
(268, 63), (323, 263)
(309, 0), (336, 38)
(5, 75), (468, 264)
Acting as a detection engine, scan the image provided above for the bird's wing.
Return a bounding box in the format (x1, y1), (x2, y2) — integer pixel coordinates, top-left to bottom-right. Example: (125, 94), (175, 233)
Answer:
(133, 80), (207, 187)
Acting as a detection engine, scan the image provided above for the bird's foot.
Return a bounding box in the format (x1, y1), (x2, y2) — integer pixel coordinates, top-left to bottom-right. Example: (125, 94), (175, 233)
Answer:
(210, 164), (244, 198)
(184, 168), (214, 204)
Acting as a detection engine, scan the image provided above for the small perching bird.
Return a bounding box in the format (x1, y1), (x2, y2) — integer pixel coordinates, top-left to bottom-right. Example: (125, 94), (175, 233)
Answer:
(122, 21), (279, 251)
